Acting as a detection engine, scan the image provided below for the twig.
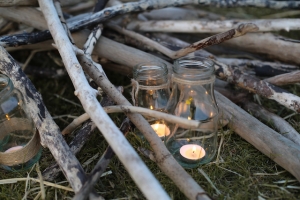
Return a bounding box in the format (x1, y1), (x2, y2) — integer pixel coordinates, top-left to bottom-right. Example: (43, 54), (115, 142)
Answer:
(38, 0), (169, 198)
(127, 18), (300, 33)
(63, 105), (202, 135)
(79, 55), (211, 200)
(36, 163), (46, 200)
(108, 22), (258, 59)
(224, 33), (300, 65)
(73, 118), (132, 200)
(0, 45), (86, 193)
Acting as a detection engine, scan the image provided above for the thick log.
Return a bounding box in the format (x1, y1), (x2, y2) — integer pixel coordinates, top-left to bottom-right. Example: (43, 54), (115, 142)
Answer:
(215, 91), (300, 181)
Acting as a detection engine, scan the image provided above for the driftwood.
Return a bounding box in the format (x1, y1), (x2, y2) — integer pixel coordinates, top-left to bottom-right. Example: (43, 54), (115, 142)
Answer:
(38, 0), (170, 199)
(0, 0), (299, 198)
(127, 18), (300, 33)
(215, 91), (300, 182)
(224, 33), (300, 65)
(0, 46), (87, 192)
(42, 89), (119, 181)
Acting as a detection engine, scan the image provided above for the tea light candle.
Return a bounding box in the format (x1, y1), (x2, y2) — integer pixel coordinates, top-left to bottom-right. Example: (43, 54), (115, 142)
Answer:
(151, 124), (170, 138)
(4, 146), (23, 153)
(180, 144), (205, 160)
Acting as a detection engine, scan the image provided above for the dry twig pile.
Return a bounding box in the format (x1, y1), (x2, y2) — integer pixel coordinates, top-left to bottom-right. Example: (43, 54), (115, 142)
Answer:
(0, 0), (299, 199)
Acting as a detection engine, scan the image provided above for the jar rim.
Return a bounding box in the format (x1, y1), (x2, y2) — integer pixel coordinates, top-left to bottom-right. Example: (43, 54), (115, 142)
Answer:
(0, 74), (13, 98)
(133, 61), (168, 80)
(173, 55), (215, 78)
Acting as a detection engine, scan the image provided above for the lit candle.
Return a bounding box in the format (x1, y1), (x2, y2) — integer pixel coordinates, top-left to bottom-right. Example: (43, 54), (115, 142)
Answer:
(4, 146), (23, 153)
(180, 144), (205, 160)
(150, 123), (170, 138)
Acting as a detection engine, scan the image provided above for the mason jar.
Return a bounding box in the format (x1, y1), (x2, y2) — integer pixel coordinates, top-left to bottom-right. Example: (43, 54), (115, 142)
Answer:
(165, 56), (219, 168)
(0, 74), (41, 171)
(132, 62), (171, 138)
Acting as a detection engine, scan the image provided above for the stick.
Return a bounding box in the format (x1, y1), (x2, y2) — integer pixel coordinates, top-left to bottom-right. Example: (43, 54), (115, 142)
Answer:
(127, 18), (300, 33)
(0, 46), (87, 192)
(224, 33), (300, 65)
(218, 58), (299, 77)
(63, 105), (202, 135)
(151, 34), (300, 113)
(79, 55), (211, 200)
(73, 118), (133, 200)
(38, 0), (169, 198)
(215, 91), (300, 182)
(264, 70), (300, 86)
(110, 22), (258, 59)
(0, 0), (86, 6)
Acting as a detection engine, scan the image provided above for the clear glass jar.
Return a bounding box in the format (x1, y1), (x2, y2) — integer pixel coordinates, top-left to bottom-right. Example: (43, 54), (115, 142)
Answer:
(132, 62), (171, 138)
(0, 74), (41, 171)
(165, 56), (218, 169)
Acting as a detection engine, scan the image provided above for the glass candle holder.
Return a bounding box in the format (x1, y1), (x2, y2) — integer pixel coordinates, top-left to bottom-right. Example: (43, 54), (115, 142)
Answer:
(0, 74), (41, 171)
(132, 62), (171, 139)
(165, 56), (219, 169)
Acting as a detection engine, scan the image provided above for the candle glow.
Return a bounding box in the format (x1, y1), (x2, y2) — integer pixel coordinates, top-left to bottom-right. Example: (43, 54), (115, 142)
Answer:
(180, 144), (206, 160)
(150, 123), (170, 137)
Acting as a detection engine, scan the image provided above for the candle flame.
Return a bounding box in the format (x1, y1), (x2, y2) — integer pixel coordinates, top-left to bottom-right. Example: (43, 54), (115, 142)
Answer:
(192, 145), (196, 154)
(205, 91), (208, 95)
(5, 114), (10, 120)
(210, 112), (213, 117)
(188, 116), (191, 120)
(150, 105), (153, 110)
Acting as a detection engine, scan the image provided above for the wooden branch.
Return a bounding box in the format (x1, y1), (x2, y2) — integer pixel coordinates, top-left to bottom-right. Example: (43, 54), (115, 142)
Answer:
(0, 7), (47, 30)
(0, 0), (86, 6)
(42, 120), (96, 181)
(224, 33), (300, 65)
(215, 86), (300, 145)
(151, 34), (300, 113)
(264, 70), (300, 86)
(63, 105), (203, 135)
(215, 91), (300, 182)
(218, 58), (299, 77)
(73, 118), (132, 200)
(78, 56), (211, 200)
(243, 101), (300, 146)
(43, 90), (118, 181)
(139, 7), (223, 21)
(0, 46), (87, 192)
(127, 19), (300, 33)
(38, 0), (170, 198)
(107, 23), (258, 59)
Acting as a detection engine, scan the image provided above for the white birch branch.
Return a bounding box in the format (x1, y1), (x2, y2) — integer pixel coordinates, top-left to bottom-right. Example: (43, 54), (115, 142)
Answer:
(38, 0), (169, 199)
(127, 18), (300, 33)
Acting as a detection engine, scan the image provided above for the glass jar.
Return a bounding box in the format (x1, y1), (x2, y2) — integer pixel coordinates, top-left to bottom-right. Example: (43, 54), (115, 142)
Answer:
(165, 56), (218, 169)
(132, 62), (171, 138)
(0, 74), (41, 171)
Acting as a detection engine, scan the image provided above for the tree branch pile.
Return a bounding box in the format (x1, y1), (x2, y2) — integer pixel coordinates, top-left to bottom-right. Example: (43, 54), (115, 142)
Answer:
(0, 0), (299, 199)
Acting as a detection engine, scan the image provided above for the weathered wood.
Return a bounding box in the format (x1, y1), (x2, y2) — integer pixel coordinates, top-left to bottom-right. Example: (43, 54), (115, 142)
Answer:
(0, 0), (86, 6)
(127, 19), (300, 33)
(215, 91), (300, 182)
(224, 33), (300, 65)
(79, 55), (211, 200)
(0, 46), (87, 192)
(38, 0), (170, 198)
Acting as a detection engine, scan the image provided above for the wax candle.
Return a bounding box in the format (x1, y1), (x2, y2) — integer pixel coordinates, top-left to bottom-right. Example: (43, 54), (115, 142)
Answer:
(4, 145), (23, 153)
(180, 144), (205, 160)
(151, 124), (170, 138)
